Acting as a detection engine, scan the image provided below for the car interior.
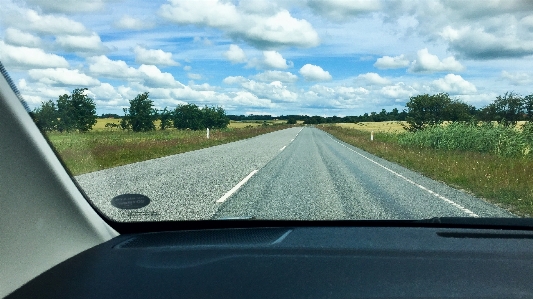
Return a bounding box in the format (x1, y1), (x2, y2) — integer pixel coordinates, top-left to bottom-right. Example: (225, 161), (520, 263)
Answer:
(3, 65), (533, 298)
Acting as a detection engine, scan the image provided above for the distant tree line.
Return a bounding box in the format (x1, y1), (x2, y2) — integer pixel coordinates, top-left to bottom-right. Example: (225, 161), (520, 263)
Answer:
(31, 90), (230, 133)
(31, 88), (533, 133)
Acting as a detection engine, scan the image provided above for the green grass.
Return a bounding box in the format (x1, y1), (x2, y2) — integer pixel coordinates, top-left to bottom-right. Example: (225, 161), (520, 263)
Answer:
(320, 124), (533, 217)
(47, 125), (294, 175)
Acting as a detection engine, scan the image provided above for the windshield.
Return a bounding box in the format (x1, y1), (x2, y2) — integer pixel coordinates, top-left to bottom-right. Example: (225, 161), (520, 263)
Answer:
(1, 0), (531, 223)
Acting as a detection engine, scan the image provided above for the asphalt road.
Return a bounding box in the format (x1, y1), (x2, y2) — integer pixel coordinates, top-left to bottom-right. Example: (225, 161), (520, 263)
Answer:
(76, 127), (514, 222)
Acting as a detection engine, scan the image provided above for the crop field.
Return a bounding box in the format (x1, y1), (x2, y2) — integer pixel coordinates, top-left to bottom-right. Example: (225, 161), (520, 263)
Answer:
(335, 122), (406, 133)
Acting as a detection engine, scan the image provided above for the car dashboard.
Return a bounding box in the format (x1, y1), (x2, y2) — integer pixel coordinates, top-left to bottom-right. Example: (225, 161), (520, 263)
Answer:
(7, 225), (533, 298)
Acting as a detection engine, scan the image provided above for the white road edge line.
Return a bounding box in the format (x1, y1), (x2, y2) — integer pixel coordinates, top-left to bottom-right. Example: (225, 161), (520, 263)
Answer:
(280, 146), (286, 151)
(216, 170), (259, 203)
(329, 136), (479, 217)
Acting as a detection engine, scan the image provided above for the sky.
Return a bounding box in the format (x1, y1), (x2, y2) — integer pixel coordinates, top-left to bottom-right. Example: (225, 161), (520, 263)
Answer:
(1, 0), (533, 117)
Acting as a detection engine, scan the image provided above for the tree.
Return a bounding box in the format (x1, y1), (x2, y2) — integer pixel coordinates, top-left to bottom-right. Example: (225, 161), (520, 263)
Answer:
(287, 117), (297, 124)
(122, 92), (156, 132)
(158, 107), (173, 130)
(33, 100), (58, 132)
(56, 88), (97, 132)
(203, 106), (229, 129)
(173, 104), (204, 130)
(523, 94), (533, 122)
(493, 92), (523, 127)
(405, 93), (453, 131)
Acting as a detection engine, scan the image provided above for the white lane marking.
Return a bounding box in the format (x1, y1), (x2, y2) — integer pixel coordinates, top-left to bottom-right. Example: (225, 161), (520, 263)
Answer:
(290, 139), (294, 142)
(329, 136), (479, 217)
(216, 170), (258, 203)
(280, 146), (286, 151)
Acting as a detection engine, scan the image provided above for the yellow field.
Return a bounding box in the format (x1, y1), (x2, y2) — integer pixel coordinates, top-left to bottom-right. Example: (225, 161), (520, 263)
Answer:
(333, 122), (406, 133)
(94, 118), (289, 130)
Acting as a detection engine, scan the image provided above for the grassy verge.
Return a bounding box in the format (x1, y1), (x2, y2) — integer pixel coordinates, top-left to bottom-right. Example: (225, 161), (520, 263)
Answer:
(320, 125), (533, 217)
(47, 125), (294, 176)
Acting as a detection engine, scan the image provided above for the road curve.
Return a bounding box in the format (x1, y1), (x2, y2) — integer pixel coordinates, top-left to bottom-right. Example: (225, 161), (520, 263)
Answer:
(76, 127), (513, 222)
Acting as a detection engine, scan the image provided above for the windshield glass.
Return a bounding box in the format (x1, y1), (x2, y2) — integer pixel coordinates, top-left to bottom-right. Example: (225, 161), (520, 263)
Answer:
(2, 0), (531, 222)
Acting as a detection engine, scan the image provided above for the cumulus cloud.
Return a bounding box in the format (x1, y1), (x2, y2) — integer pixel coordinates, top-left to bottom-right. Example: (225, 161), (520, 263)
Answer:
(380, 83), (418, 99)
(224, 44), (247, 63)
(4, 28), (41, 47)
(88, 55), (138, 78)
(159, 0), (319, 48)
(134, 46), (179, 66)
(501, 70), (533, 86)
(252, 70), (298, 82)
(307, 0), (382, 21)
(374, 54), (410, 69)
(24, 0), (110, 13)
(356, 72), (390, 85)
(222, 76), (298, 102)
(432, 74), (477, 94)
(138, 64), (180, 87)
(88, 56), (182, 88)
(21, 9), (87, 35)
(299, 64), (332, 81)
(262, 51), (292, 69)
(0, 41), (69, 69)
(188, 73), (202, 80)
(409, 48), (464, 73)
(440, 25), (533, 59)
(115, 15), (154, 30)
(28, 68), (100, 86)
(55, 33), (107, 53)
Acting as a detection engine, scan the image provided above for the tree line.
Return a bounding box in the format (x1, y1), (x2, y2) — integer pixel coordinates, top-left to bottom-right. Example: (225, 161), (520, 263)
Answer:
(31, 88), (533, 133)
(31, 89), (230, 132)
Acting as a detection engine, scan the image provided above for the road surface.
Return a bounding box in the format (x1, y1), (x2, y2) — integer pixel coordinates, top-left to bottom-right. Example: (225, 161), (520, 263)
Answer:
(76, 127), (513, 222)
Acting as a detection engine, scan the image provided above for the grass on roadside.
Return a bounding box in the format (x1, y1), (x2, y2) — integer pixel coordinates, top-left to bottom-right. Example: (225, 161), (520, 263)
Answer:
(320, 125), (533, 217)
(47, 125), (294, 176)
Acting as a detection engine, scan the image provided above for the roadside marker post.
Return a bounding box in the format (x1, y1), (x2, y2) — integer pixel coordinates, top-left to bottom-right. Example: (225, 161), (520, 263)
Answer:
(371, 131), (374, 141)
(207, 128), (210, 139)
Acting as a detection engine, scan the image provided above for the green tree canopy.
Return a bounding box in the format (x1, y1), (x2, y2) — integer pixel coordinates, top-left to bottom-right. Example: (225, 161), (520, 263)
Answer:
(56, 88), (97, 132)
(121, 92), (156, 132)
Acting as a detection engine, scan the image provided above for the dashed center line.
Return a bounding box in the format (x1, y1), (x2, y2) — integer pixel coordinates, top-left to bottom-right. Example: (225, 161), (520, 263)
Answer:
(328, 135), (479, 217)
(280, 146), (286, 151)
(216, 170), (258, 203)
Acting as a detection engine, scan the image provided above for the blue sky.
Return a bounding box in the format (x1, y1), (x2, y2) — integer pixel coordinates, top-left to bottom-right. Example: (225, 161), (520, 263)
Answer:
(1, 0), (533, 116)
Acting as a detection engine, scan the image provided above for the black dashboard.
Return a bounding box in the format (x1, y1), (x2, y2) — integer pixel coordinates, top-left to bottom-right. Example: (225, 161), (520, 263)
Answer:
(8, 226), (533, 298)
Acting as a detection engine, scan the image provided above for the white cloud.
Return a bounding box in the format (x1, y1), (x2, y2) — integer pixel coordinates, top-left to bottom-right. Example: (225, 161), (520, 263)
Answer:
(188, 73), (202, 80)
(501, 71), (533, 86)
(380, 83), (418, 99)
(88, 55), (138, 78)
(138, 64), (181, 88)
(299, 64), (332, 81)
(252, 70), (298, 82)
(409, 48), (464, 73)
(307, 0), (382, 21)
(159, 1), (319, 48)
(440, 25), (533, 59)
(55, 33), (107, 53)
(374, 54), (410, 69)
(224, 44), (247, 63)
(223, 76), (247, 85)
(4, 28), (41, 47)
(115, 15), (154, 30)
(134, 46), (179, 66)
(23, 9), (87, 35)
(262, 51), (292, 69)
(0, 41), (69, 69)
(432, 74), (477, 94)
(356, 72), (390, 85)
(24, 0), (109, 13)
(183, 66), (192, 71)
(28, 68), (100, 86)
